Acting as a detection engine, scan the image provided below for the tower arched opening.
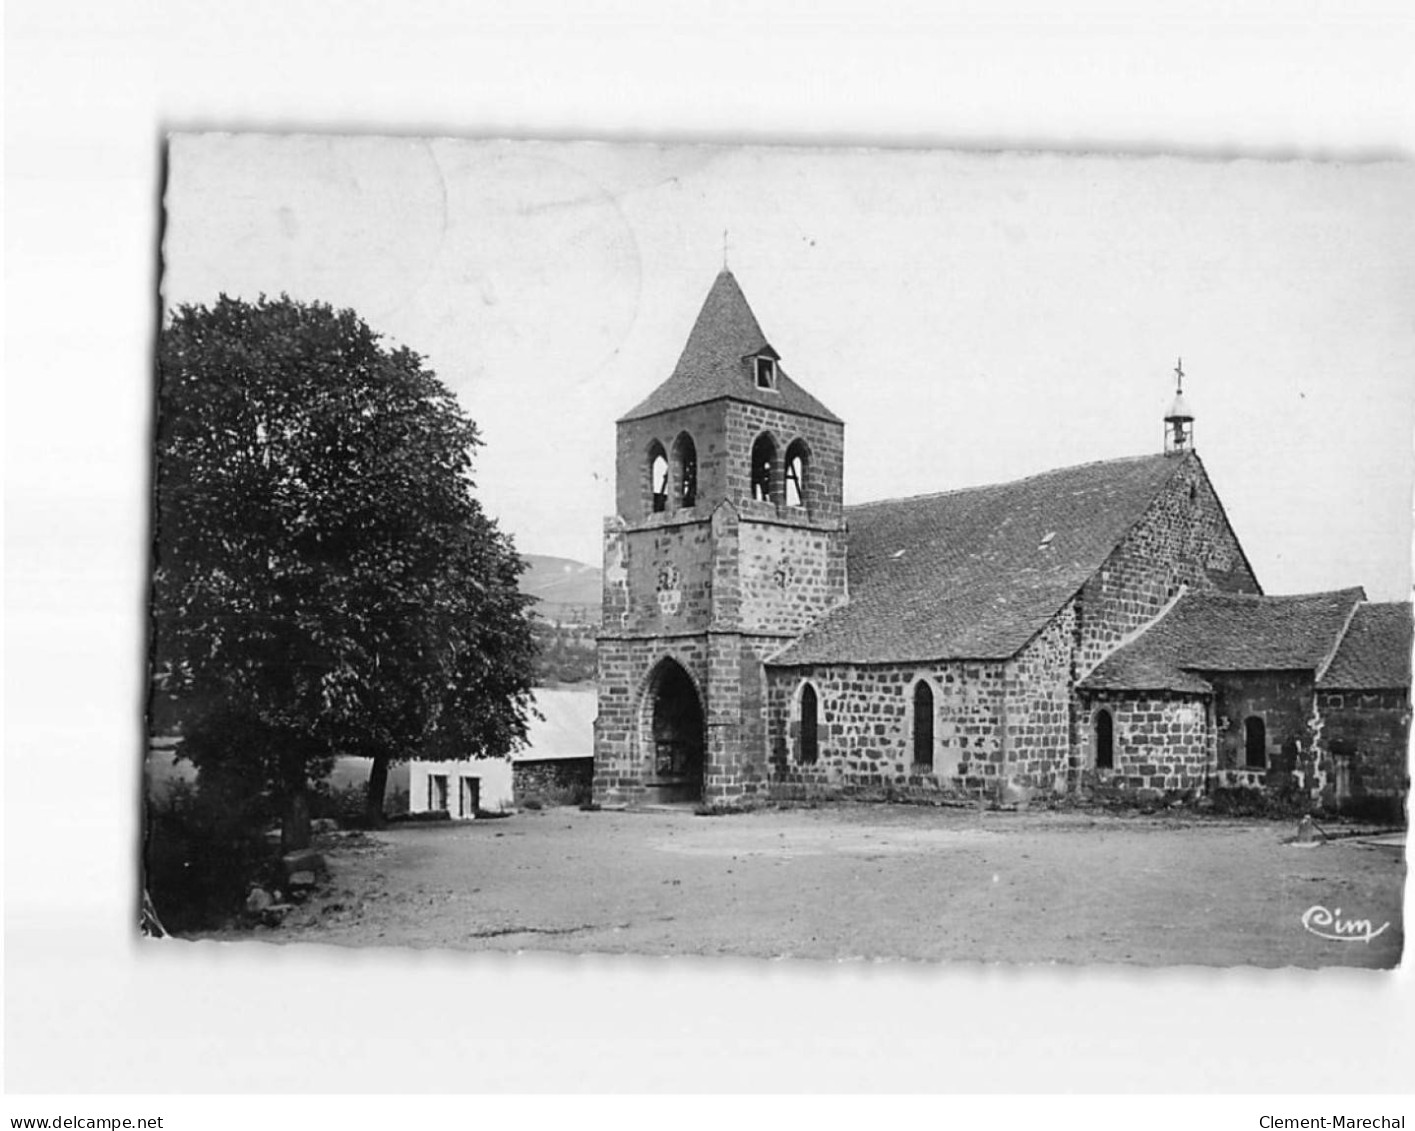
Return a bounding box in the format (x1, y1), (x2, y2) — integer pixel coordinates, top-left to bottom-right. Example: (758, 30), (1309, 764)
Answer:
(750, 432), (778, 503)
(647, 441), (669, 514)
(672, 432), (698, 510)
(643, 658), (706, 803)
(784, 438), (810, 509)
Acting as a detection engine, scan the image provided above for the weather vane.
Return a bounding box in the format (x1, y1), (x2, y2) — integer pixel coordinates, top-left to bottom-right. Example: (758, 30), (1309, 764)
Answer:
(723, 229), (730, 270)
(1174, 356), (1185, 393)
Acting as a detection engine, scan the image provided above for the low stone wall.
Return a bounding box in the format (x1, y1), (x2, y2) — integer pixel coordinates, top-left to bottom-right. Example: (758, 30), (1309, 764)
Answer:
(513, 757), (595, 807)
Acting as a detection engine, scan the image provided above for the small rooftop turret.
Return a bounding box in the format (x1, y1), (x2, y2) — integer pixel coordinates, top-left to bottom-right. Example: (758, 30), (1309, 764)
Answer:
(1165, 357), (1195, 455)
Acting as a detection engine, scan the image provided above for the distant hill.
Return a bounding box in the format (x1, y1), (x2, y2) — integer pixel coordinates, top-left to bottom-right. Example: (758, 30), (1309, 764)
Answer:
(520, 554), (601, 618)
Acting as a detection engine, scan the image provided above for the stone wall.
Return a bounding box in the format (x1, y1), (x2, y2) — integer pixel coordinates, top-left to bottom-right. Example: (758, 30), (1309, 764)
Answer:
(1079, 692), (1211, 793)
(1315, 688), (1411, 807)
(1005, 602), (1078, 792)
(723, 401), (844, 522)
(764, 660), (1006, 798)
(600, 391), (849, 807)
(592, 631), (790, 806)
(616, 401), (729, 521)
(1076, 456), (1260, 680)
(513, 757), (595, 807)
(593, 636), (709, 806)
(600, 517), (717, 638)
(615, 399), (845, 523)
(1205, 670), (1320, 796)
(738, 520), (848, 635)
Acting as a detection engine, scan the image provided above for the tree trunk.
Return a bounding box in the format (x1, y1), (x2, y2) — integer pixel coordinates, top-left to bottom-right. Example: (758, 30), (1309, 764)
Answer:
(279, 745), (312, 853)
(365, 754), (390, 829)
(281, 788), (311, 853)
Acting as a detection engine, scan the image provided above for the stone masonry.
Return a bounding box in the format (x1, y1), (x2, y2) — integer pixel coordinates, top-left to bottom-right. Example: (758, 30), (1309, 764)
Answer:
(593, 268), (1403, 812)
(594, 273), (848, 806)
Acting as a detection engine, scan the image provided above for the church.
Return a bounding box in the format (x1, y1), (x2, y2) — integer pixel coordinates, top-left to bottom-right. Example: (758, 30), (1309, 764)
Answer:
(592, 270), (1411, 814)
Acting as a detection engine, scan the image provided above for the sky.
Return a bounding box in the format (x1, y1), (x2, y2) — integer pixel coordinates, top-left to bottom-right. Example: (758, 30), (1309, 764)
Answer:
(162, 136), (1415, 600)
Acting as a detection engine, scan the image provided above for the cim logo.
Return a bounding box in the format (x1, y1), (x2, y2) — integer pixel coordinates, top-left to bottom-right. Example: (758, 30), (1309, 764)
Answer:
(1301, 905), (1390, 944)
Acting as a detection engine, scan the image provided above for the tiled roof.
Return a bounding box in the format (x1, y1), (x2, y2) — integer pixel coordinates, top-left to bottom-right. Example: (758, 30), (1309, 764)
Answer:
(618, 270), (842, 424)
(1080, 588), (1367, 693)
(770, 452), (1196, 665)
(1318, 602), (1413, 690)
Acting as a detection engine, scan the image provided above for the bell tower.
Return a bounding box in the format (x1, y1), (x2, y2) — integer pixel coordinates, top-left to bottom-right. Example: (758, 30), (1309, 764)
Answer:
(594, 269), (847, 806)
(1165, 357), (1195, 454)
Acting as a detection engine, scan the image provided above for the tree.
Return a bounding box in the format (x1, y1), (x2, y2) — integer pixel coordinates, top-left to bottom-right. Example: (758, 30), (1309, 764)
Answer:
(152, 295), (537, 849)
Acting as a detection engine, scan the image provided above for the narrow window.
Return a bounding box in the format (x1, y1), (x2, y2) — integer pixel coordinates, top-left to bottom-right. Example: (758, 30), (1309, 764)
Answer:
(672, 432), (697, 509)
(798, 682), (819, 764)
(755, 356), (776, 389)
(1095, 709), (1114, 770)
(913, 681), (934, 768)
(648, 441), (668, 514)
(1244, 716), (1267, 769)
(750, 433), (777, 503)
(784, 439), (809, 508)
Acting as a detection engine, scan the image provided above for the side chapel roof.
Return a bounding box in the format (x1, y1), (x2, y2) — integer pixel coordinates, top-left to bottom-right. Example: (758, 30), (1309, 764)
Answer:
(1317, 601), (1414, 691)
(618, 269), (842, 424)
(772, 451), (1234, 665)
(1079, 587), (1368, 694)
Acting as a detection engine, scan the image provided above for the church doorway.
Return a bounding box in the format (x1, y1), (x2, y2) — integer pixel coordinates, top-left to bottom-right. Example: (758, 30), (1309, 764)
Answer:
(644, 658), (705, 803)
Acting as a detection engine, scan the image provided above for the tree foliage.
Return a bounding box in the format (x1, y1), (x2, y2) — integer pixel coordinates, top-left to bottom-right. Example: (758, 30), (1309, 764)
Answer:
(152, 295), (537, 842)
(530, 618), (598, 685)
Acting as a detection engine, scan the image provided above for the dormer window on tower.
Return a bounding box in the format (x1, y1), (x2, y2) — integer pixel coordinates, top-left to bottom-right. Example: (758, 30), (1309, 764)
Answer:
(754, 356), (776, 389)
(749, 345), (781, 392)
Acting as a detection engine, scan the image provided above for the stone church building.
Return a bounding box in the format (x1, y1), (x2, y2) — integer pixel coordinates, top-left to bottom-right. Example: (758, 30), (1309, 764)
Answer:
(592, 270), (1410, 813)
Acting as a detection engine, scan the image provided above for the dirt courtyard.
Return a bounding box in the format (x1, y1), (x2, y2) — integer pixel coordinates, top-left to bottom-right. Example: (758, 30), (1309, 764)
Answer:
(216, 804), (1406, 967)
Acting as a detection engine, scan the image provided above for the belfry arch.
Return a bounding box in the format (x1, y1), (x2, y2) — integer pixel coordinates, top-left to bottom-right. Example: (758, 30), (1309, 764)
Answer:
(640, 657), (706, 803)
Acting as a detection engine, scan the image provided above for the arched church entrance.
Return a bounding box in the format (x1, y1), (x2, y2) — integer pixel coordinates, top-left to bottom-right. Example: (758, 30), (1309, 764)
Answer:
(644, 658), (705, 804)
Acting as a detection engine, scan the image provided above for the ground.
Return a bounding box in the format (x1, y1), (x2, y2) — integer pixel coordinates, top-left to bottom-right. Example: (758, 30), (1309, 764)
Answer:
(202, 805), (1406, 967)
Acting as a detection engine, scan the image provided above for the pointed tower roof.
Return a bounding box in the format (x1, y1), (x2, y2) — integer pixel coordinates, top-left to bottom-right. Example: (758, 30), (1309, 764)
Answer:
(618, 270), (842, 423)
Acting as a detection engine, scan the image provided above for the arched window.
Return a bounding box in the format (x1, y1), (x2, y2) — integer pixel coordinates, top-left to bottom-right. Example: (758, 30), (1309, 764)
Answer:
(912, 681), (934, 768)
(798, 682), (819, 764)
(750, 433), (777, 503)
(1244, 716), (1266, 769)
(1095, 708), (1114, 770)
(784, 439), (809, 508)
(672, 432), (697, 509)
(648, 441), (668, 514)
